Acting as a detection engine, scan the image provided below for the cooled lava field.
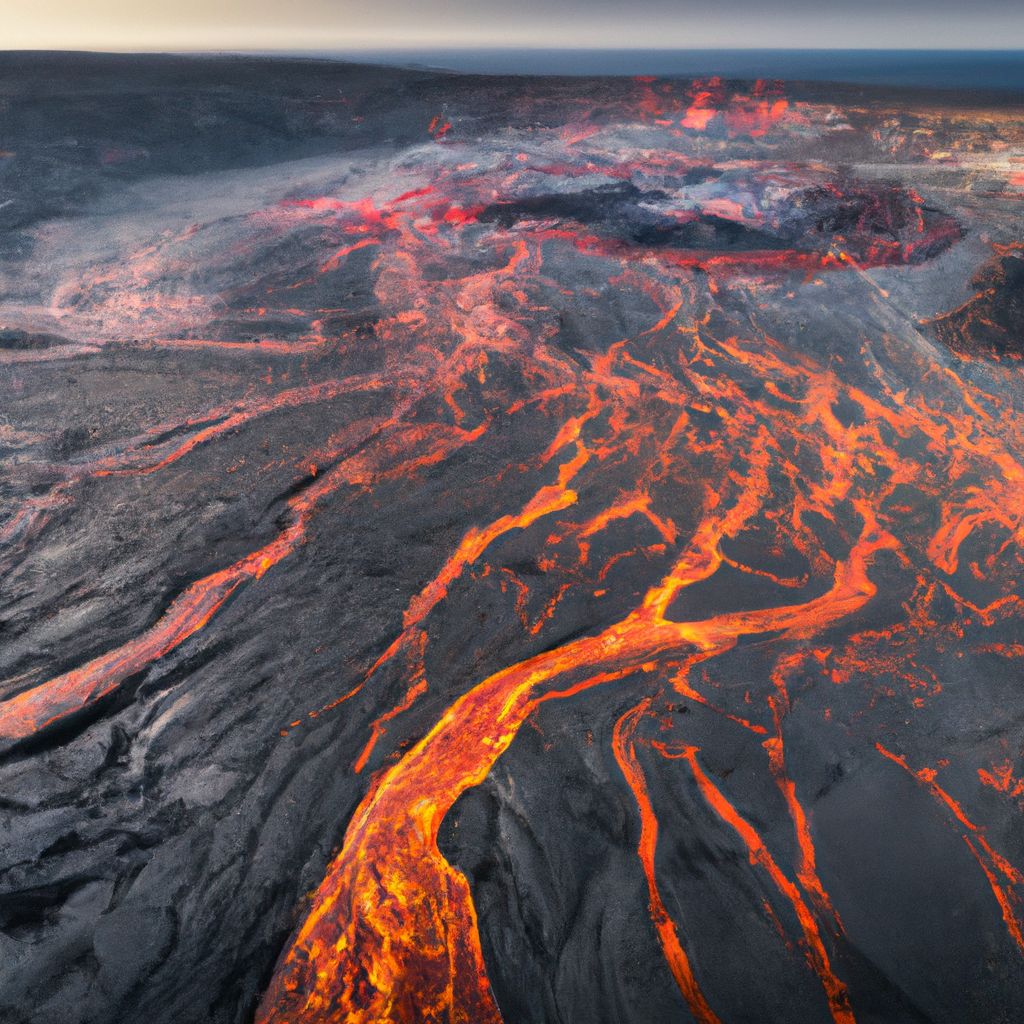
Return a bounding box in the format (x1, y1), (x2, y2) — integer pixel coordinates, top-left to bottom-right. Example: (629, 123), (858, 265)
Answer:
(2, 52), (1024, 1024)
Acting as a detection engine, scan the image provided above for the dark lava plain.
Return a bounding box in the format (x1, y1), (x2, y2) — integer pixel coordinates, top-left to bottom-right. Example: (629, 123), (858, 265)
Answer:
(1, 52), (1024, 1024)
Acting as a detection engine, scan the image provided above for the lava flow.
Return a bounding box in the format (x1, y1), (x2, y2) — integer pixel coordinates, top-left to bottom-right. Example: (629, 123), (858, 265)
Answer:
(2, 55), (1024, 1024)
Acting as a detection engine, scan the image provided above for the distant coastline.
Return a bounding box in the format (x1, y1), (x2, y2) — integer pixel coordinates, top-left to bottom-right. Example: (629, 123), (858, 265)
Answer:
(3, 48), (1023, 97)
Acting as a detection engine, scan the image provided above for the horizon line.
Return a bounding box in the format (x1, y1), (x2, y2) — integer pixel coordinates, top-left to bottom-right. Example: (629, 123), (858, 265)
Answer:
(5, 45), (1024, 58)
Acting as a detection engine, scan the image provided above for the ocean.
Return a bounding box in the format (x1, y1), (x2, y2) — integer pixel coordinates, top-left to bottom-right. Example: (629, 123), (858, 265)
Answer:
(300, 48), (1024, 93)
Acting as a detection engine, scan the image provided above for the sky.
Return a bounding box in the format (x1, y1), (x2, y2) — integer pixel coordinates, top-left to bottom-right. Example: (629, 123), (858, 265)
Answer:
(2, 0), (1023, 51)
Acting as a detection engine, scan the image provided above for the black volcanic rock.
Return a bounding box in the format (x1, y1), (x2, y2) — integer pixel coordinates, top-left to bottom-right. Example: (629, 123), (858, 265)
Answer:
(479, 182), (790, 251)
(926, 252), (1024, 357)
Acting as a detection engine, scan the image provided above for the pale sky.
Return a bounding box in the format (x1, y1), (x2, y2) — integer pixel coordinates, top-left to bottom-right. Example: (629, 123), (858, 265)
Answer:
(3, 0), (1023, 51)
